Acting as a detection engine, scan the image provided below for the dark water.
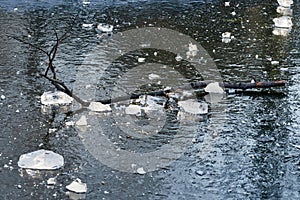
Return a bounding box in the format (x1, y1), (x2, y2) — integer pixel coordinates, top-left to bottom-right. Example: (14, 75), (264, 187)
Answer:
(0, 0), (299, 199)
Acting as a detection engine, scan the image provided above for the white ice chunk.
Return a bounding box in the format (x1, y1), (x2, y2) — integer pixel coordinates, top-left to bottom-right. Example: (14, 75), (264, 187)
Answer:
(277, 0), (293, 7)
(137, 167), (146, 175)
(66, 178), (87, 193)
(96, 23), (113, 33)
(178, 99), (209, 115)
(47, 177), (57, 185)
(82, 23), (93, 29)
(138, 57), (146, 63)
(88, 102), (111, 112)
(222, 32), (232, 43)
(204, 82), (224, 93)
(125, 104), (141, 115)
(41, 91), (73, 105)
(82, 0), (90, 5)
(175, 55), (183, 61)
(277, 6), (293, 15)
(225, 2), (230, 7)
(148, 73), (160, 80)
(273, 16), (293, 28)
(18, 150), (64, 170)
(76, 115), (87, 126)
(186, 43), (198, 58)
(1, 95), (5, 100)
(66, 121), (75, 126)
(273, 27), (291, 36)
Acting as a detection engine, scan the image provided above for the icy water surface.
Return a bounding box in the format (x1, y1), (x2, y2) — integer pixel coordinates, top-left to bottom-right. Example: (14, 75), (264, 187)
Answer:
(0, 0), (299, 199)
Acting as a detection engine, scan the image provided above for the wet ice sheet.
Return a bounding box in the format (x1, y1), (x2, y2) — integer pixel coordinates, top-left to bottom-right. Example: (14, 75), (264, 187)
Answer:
(17, 150), (64, 170)
(40, 91), (73, 105)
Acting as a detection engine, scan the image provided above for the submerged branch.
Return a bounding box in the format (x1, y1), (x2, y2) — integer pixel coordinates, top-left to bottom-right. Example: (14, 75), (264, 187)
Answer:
(97, 80), (287, 104)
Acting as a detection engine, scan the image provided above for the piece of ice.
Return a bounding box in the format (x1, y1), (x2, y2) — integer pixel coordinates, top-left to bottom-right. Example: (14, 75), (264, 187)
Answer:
(125, 105), (141, 115)
(204, 82), (224, 94)
(18, 150), (64, 170)
(277, 0), (293, 7)
(41, 91), (73, 105)
(186, 43), (198, 58)
(88, 102), (112, 112)
(76, 116), (87, 126)
(47, 177), (57, 185)
(273, 27), (291, 36)
(273, 16), (293, 28)
(148, 73), (160, 80)
(82, 0), (90, 5)
(82, 23), (93, 29)
(96, 23), (113, 33)
(277, 6), (293, 16)
(137, 167), (146, 175)
(178, 99), (209, 115)
(271, 61), (280, 65)
(175, 55), (183, 61)
(225, 2), (230, 7)
(222, 32), (232, 43)
(1, 95), (5, 100)
(137, 57), (145, 63)
(66, 178), (87, 193)
(66, 121), (75, 126)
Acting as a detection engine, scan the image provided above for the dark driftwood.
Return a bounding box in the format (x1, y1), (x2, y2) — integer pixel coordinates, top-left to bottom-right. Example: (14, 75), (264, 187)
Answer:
(98, 80), (287, 104)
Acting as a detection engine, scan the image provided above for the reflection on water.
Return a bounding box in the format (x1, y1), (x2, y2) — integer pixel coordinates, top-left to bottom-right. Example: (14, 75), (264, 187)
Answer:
(0, 0), (299, 199)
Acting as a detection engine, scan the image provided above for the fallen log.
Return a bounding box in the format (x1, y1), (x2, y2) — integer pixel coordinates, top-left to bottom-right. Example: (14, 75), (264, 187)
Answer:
(98, 80), (287, 104)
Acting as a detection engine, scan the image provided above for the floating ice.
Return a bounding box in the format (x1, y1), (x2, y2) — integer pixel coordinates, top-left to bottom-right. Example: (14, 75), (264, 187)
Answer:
(82, 0), (90, 5)
(271, 60), (280, 65)
(222, 32), (233, 43)
(66, 178), (87, 193)
(138, 57), (146, 63)
(277, 6), (293, 16)
(178, 99), (209, 115)
(47, 177), (57, 185)
(273, 16), (293, 36)
(76, 115), (87, 126)
(82, 23), (93, 29)
(273, 27), (291, 36)
(148, 73), (160, 80)
(186, 43), (198, 58)
(88, 102), (111, 112)
(175, 55), (183, 61)
(204, 82), (224, 94)
(66, 121), (75, 126)
(125, 104), (142, 115)
(96, 23), (113, 33)
(225, 2), (230, 7)
(41, 91), (73, 105)
(273, 16), (293, 28)
(1, 95), (5, 100)
(137, 167), (146, 175)
(18, 150), (64, 170)
(277, 0), (293, 7)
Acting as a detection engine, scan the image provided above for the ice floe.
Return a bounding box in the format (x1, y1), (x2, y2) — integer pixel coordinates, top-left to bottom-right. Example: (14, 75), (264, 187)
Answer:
(88, 101), (112, 112)
(18, 150), (64, 170)
(277, 0), (293, 7)
(76, 115), (88, 126)
(41, 91), (73, 105)
(96, 23), (114, 33)
(178, 99), (208, 115)
(222, 32), (233, 43)
(66, 178), (87, 193)
(186, 43), (198, 58)
(204, 82), (224, 94)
